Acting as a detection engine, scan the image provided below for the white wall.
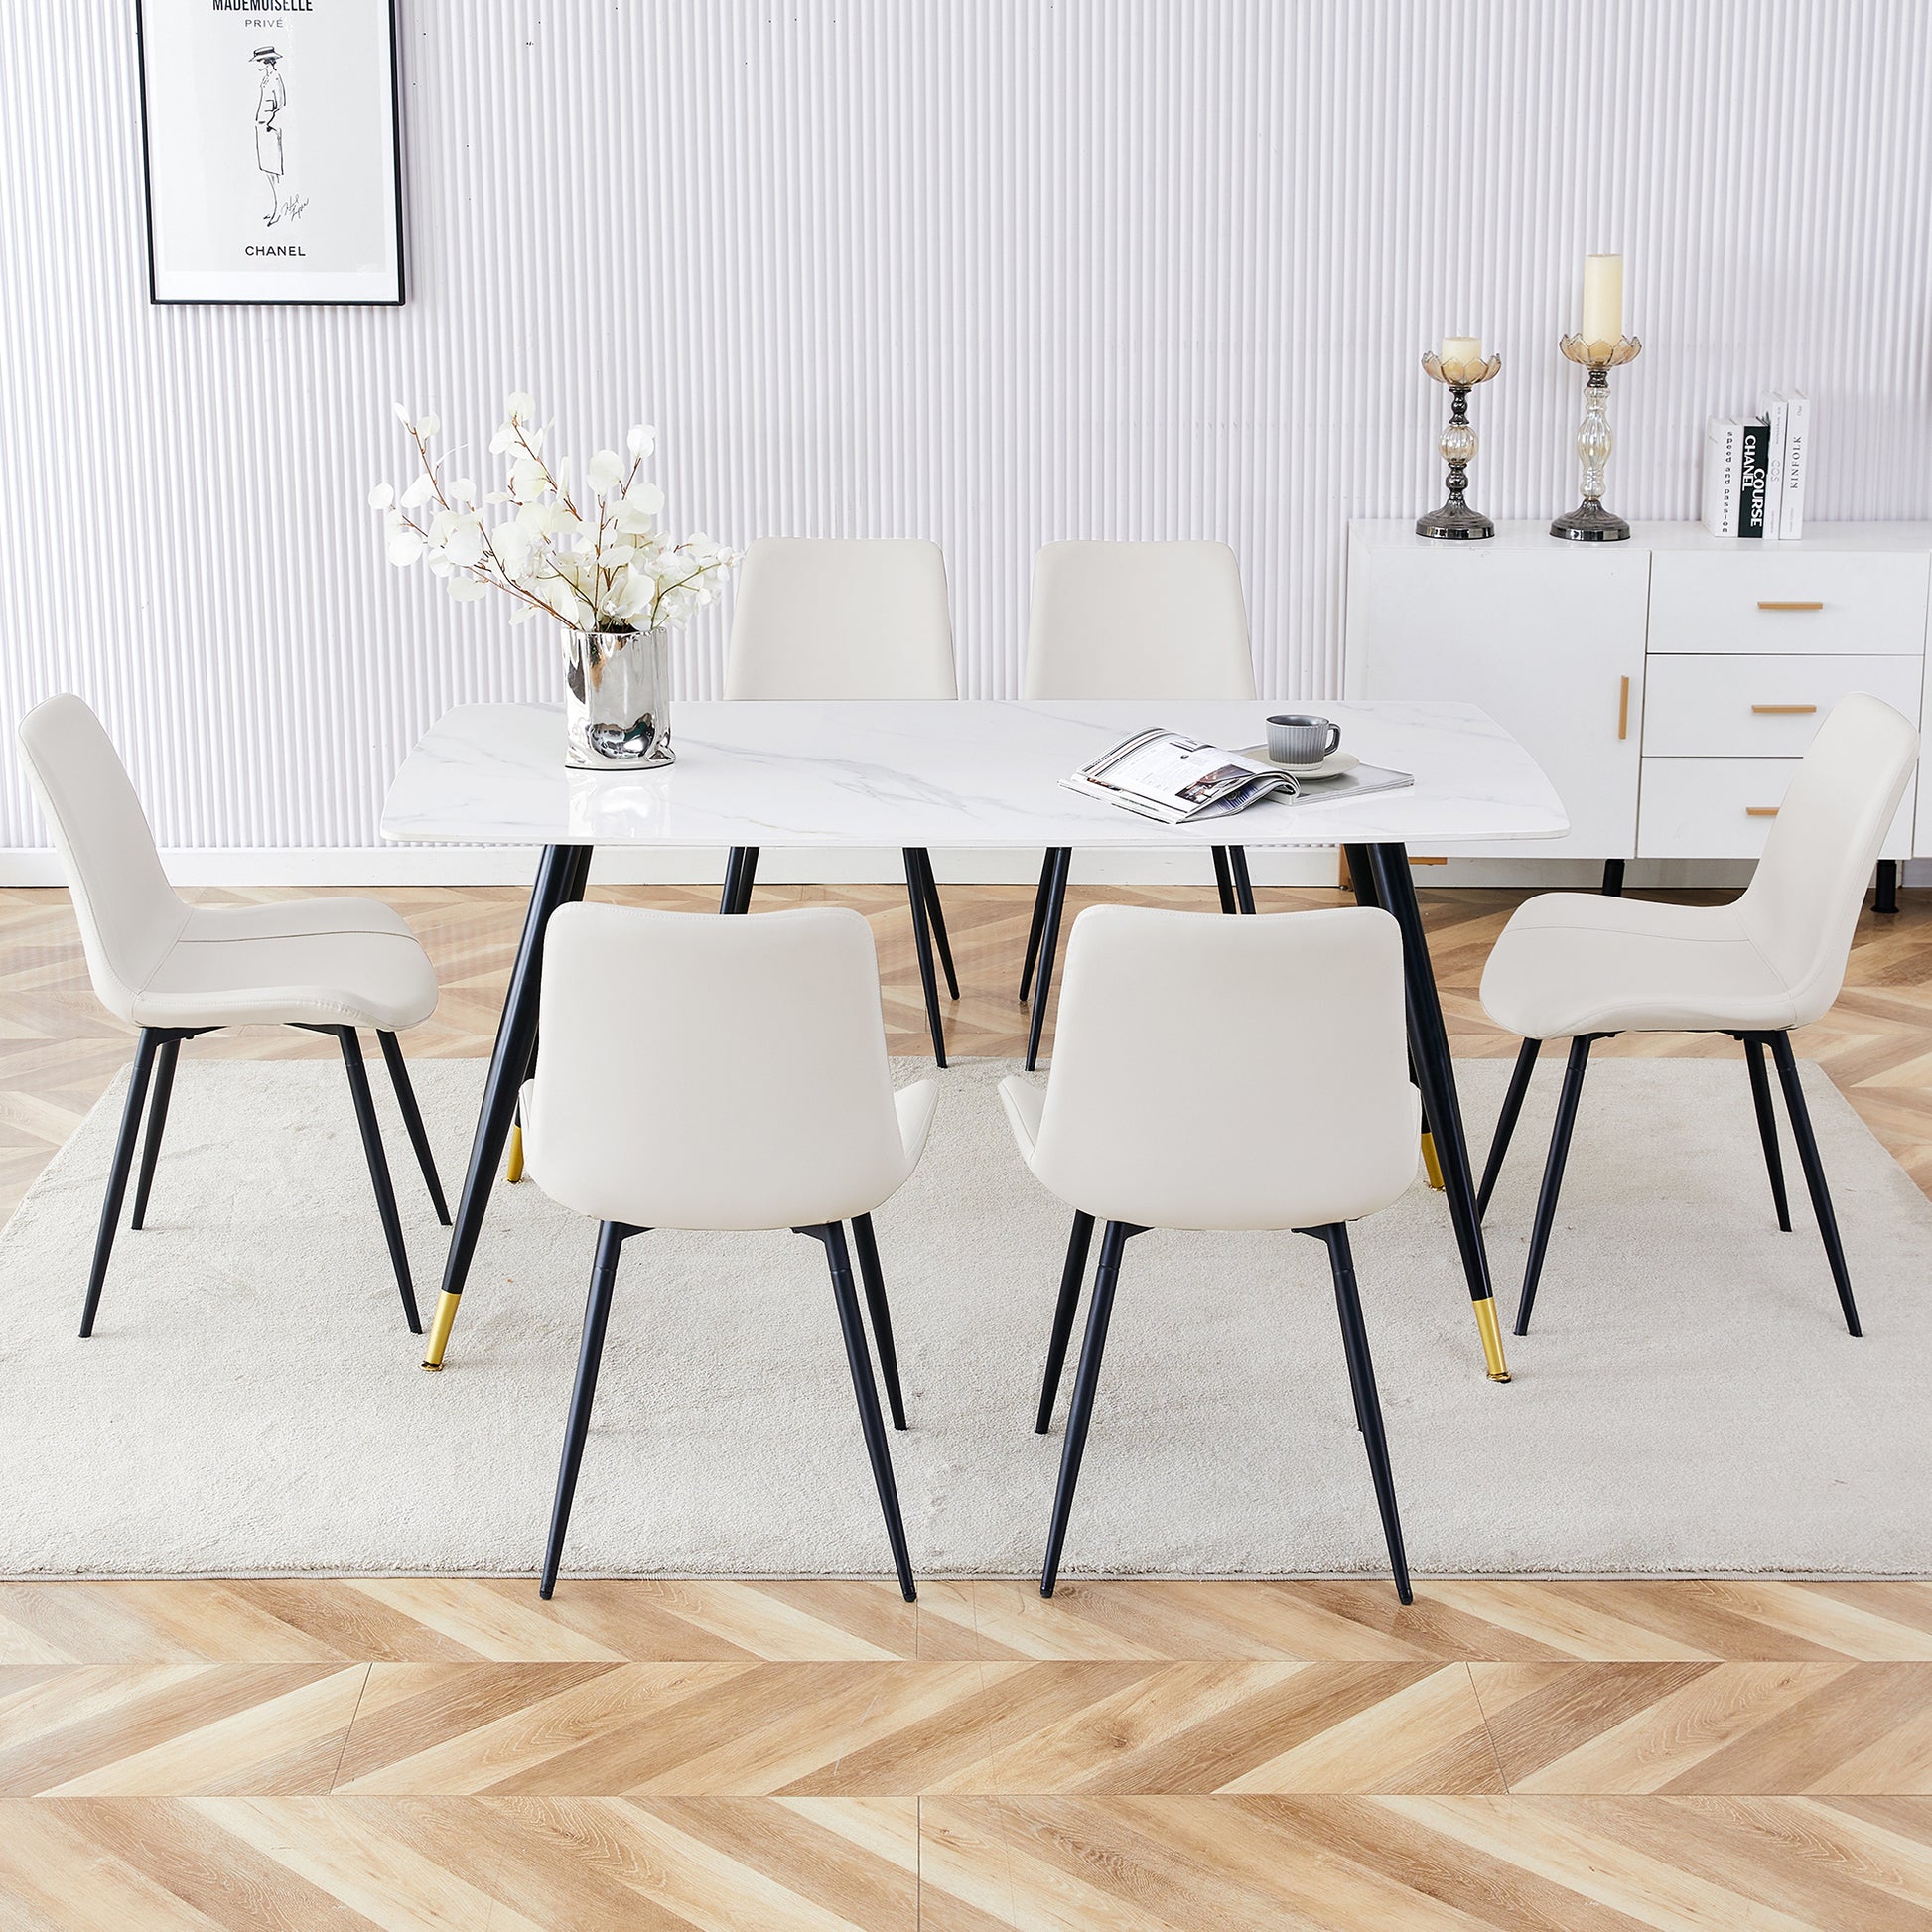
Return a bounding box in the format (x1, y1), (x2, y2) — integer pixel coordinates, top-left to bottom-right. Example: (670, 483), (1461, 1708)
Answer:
(2, 0), (1929, 879)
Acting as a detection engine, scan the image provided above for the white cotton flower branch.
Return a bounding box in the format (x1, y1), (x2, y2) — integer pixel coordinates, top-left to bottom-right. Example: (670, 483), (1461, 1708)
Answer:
(371, 397), (740, 634)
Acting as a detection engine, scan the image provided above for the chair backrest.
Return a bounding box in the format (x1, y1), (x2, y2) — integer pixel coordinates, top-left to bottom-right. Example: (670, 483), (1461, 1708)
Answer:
(1025, 904), (1417, 1231)
(1736, 693), (1919, 1026)
(724, 537), (958, 701)
(1023, 541), (1257, 700)
(528, 902), (912, 1230)
(16, 694), (186, 1022)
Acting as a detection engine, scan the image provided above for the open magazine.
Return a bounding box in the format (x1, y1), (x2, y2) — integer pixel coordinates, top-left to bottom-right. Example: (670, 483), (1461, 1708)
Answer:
(1062, 728), (1414, 824)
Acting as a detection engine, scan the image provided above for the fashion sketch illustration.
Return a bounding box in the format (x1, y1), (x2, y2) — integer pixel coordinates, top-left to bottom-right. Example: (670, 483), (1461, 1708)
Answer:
(252, 45), (286, 226)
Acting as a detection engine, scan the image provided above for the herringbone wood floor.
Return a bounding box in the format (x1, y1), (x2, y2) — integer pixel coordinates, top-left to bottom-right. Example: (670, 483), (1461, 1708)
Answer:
(3, 875), (1931, 1928)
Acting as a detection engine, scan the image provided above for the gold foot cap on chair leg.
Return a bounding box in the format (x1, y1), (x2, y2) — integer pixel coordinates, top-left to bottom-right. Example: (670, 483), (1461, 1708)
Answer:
(504, 1122), (525, 1185)
(1473, 1297), (1512, 1382)
(422, 1291), (461, 1371)
(1420, 1131), (1446, 1191)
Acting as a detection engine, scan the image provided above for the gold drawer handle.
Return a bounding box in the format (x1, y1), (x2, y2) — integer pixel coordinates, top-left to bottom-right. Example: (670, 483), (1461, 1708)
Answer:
(1750, 703), (1818, 715)
(1617, 675), (1630, 740)
(1757, 600), (1824, 611)
(1745, 806), (1780, 817)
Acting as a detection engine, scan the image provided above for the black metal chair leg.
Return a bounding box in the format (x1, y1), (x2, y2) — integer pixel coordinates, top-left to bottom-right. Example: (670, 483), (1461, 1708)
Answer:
(1026, 848), (1073, 1072)
(1768, 1033), (1861, 1335)
(1601, 859), (1626, 897)
(1035, 1210), (1095, 1433)
(128, 1035), (181, 1232)
(909, 849), (959, 1000)
(1041, 1219), (1137, 1596)
(376, 1031), (451, 1225)
(902, 850), (948, 1067)
(812, 1222), (916, 1601)
(79, 1030), (165, 1337)
(1514, 1034), (1597, 1336)
(849, 1213), (907, 1431)
(337, 1027), (423, 1335)
(1318, 1223), (1412, 1604)
(540, 1219), (637, 1597)
(1019, 852), (1055, 1001)
(1228, 847), (1257, 914)
(1210, 846), (1237, 914)
(1477, 1038), (1541, 1218)
(1876, 859), (1899, 916)
(1743, 1035), (1792, 1233)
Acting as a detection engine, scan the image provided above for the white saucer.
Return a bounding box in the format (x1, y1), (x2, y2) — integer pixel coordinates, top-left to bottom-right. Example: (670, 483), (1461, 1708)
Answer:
(1241, 746), (1359, 779)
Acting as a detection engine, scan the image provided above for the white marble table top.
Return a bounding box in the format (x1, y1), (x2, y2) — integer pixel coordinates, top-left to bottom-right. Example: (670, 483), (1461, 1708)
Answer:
(380, 700), (1569, 849)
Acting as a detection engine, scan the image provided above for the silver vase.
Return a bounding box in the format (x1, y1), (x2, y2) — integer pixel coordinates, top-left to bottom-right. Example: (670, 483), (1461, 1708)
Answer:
(562, 626), (673, 769)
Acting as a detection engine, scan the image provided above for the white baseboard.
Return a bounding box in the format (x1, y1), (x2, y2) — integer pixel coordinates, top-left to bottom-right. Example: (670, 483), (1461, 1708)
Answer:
(5, 847), (1928, 893)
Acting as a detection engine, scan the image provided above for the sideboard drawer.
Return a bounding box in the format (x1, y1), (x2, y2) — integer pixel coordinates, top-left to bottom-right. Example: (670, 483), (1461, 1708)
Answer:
(1642, 654), (1924, 757)
(1648, 550), (1930, 655)
(1639, 756), (1916, 859)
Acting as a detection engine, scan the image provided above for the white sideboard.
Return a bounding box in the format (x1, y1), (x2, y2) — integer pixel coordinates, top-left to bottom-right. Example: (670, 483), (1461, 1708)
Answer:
(1343, 521), (1930, 872)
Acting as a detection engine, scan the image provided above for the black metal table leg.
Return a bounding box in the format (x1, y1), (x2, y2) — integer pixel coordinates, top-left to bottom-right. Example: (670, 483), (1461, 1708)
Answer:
(1019, 852), (1055, 1001)
(903, 849), (948, 1067)
(1363, 843), (1511, 1382)
(909, 849), (959, 1000)
(1026, 848), (1073, 1071)
(1227, 847), (1257, 914)
(1210, 846), (1237, 915)
(423, 842), (589, 1370)
(1876, 860), (1899, 916)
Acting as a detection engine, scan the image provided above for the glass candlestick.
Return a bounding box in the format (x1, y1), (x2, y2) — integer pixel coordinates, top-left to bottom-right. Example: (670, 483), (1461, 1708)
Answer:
(1416, 349), (1502, 540)
(1551, 334), (1642, 542)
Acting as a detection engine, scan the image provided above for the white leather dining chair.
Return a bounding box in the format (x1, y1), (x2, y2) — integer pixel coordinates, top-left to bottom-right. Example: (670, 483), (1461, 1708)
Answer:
(721, 536), (961, 1064)
(1018, 539), (1259, 1069)
(524, 901), (937, 1601)
(17, 695), (446, 1337)
(1000, 903), (1420, 1602)
(1478, 693), (1920, 1340)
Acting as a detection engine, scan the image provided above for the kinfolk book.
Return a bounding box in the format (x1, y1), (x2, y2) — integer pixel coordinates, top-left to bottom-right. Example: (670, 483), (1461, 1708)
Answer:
(1778, 391), (1809, 538)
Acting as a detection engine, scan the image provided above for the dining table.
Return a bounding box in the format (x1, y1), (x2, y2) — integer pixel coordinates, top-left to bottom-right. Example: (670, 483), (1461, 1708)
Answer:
(382, 697), (1569, 1380)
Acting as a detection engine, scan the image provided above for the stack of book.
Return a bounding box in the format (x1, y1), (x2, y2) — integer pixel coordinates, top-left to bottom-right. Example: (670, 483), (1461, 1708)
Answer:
(1704, 393), (1809, 539)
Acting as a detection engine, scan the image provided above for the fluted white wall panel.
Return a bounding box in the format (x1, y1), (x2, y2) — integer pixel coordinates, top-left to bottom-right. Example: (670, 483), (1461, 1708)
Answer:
(2, 0), (1928, 861)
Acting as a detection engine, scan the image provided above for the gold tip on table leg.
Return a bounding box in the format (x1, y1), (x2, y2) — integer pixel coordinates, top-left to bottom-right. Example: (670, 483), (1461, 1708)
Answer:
(505, 1122), (525, 1185)
(1473, 1297), (1512, 1382)
(422, 1290), (461, 1371)
(1420, 1131), (1446, 1191)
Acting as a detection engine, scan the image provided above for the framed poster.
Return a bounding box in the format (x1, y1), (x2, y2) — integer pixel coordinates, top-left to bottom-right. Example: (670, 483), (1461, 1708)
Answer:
(135, 0), (404, 304)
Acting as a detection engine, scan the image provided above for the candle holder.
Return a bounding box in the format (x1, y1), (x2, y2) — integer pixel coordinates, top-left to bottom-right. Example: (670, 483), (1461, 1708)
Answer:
(1417, 349), (1502, 540)
(1550, 334), (1642, 542)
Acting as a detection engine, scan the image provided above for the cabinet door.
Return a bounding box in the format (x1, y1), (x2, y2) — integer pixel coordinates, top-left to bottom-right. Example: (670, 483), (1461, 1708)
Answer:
(1344, 533), (1650, 857)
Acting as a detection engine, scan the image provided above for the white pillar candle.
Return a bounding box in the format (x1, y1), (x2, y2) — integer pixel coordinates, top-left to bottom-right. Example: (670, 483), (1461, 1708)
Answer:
(1582, 254), (1623, 344)
(1441, 335), (1482, 365)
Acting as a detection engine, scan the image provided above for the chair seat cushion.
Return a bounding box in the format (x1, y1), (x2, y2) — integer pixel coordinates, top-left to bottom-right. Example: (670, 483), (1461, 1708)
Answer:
(130, 897), (440, 1032)
(1479, 892), (1799, 1040)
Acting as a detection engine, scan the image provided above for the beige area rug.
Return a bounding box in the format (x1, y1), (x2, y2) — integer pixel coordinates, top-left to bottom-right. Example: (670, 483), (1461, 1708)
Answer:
(2, 1054), (1929, 1581)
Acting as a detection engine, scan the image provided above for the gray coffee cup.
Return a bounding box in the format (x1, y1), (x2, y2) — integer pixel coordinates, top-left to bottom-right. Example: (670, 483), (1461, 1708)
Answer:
(1266, 713), (1342, 764)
